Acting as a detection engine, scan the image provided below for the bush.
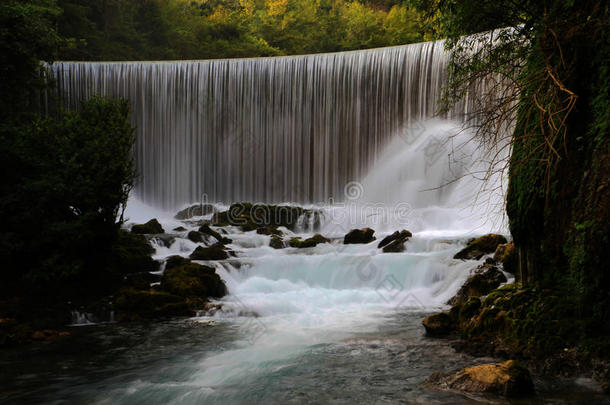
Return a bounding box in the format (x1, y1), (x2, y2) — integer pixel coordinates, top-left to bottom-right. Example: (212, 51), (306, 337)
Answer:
(0, 96), (136, 301)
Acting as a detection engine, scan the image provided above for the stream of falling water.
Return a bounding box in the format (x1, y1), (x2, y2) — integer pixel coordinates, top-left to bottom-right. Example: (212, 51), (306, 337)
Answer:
(48, 41), (499, 209)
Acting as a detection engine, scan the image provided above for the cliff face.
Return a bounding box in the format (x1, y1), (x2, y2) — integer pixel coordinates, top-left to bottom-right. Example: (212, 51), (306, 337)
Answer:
(506, 11), (610, 343)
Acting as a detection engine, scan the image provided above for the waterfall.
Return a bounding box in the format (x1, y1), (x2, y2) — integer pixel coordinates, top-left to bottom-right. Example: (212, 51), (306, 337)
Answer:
(49, 41), (492, 210)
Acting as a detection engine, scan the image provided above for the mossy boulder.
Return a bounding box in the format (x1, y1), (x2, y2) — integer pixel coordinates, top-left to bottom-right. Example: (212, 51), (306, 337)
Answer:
(454, 234), (508, 260)
(131, 219), (165, 234)
(426, 360), (534, 397)
(270, 235), (285, 249)
(174, 204), (215, 220)
(289, 234), (330, 248)
(422, 312), (453, 336)
(447, 264), (507, 305)
(343, 228), (376, 244)
(162, 262), (226, 298)
(493, 242), (517, 274)
(211, 202), (316, 231)
(257, 226), (282, 236)
(187, 230), (204, 243)
(459, 297), (482, 323)
(165, 255), (191, 270)
(190, 245), (229, 260)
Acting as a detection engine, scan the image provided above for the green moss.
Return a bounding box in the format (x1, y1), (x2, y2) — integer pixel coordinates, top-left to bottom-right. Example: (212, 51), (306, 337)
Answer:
(162, 262), (226, 298)
(189, 246), (228, 260)
(459, 297), (481, 322)
(131, 219), (164, 234)
(211, 203), (316, 231)
(456, 284), (586, 358)
(453, 234), (507, 260)
(288, 234), (330, 248)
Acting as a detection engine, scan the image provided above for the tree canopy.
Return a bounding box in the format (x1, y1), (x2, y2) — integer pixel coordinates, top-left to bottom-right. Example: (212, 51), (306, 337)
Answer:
(55, 0), (433, 61)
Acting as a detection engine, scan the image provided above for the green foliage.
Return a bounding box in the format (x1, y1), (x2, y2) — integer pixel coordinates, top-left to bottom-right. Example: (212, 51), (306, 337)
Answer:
(0, 1), (141, 316)
(0, 96), (136, 299)
(0, 0), (64, 118)
(425, 0), (610, 357)
(53, 0), (431, 61)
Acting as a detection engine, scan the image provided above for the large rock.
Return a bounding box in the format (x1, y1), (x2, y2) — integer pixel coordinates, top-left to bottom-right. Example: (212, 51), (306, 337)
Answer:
(165, 255), (191, 270)
(187, 230), (204, 243)
(269, 235), (285, 249)
(131, 218), (165, 234)
(454, 234), (508, 260)
(378, 230), (412, 252)
(493, 242), (517, 274)
(162, 261), (226, 298)
(447, 263), (507, 305)
(289, 234), (330, 248)
(382, 239), (406, 253)
(426, 360), (534, 397)
(343, 228), (376, 244)
(378, 230), (412, 248)
(211, 202), (317, 231)
(422, 312), (453, 336)
(199, 224), (232, 244)
(190, 245), (229, 260)
(256, 226), (282, 236)
(174, 204), (215, 220)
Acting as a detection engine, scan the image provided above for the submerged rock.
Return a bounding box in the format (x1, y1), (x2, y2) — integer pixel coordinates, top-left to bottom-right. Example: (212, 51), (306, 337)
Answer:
(190, 245), (229, 261)
(454, 234), (508, 260)
(115, 289), (190, 320)
(269, 235), (285, 249)
(131, 218), (165, 234)
(343, 228), (376, 244)
(289, 234), (330, 248)
(422, 313), (453, 336)
(447, 263), (507, 305)
(115, 289), (189, 319)
(173, 226), (187, 232)
(174, 204), (215, 220)
(426, 360), (534, 397)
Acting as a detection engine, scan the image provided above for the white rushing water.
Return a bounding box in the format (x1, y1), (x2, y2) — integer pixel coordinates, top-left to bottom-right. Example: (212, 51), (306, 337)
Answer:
(50, 40), (509, 401)
(118, 116), (507, 401)
(49, 41), (498, 210)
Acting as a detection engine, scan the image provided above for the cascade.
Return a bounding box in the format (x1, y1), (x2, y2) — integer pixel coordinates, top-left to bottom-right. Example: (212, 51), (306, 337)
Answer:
(49, 41), (492, 209)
